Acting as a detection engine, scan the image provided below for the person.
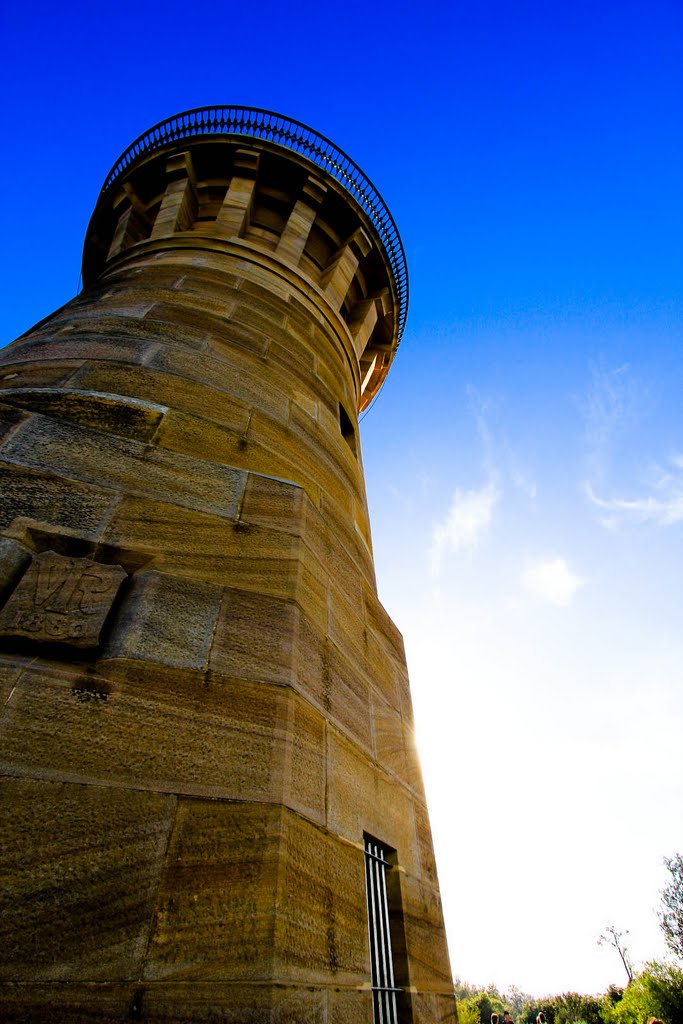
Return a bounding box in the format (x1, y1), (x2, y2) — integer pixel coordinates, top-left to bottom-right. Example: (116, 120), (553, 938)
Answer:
(491, 1015), (499, 1024)
(536, 1014), (546, 1024)
(504, 1012), (514, 1024)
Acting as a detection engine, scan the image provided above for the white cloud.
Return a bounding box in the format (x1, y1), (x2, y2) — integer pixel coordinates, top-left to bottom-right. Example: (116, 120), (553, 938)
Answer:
(466, 384), (496, 473)
(580, 358), (641, 455)
(429, 481), (499, 575)
(521, 557), (586, 606)
(586, 455), (683, 528)
(511, 467), (537, 500)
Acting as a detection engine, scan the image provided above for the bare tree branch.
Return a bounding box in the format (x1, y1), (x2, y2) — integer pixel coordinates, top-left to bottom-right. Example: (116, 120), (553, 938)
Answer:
(598, 924), (634, 984)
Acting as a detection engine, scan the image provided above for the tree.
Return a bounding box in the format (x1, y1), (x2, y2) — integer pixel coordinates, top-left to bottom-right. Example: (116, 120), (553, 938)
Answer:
(455, 998), (481, 1024)
(454, 989), (506, 1024)
(517, 1003), (554, 1024)
(658, 852), (683, 962)
(607, 960), (683, 1024)
(598, 925), (634, 984)
(504, 985), (534, 1019)
(548, 992), (604, 1024)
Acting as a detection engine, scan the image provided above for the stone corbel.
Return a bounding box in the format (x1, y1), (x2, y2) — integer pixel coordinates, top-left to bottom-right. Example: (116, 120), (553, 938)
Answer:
(321, 228), (372, 311)
(359, 347), (391, 407)
(275, 175), (327, 266)
(151, 152), (198, 238)
(107, 183), (150, 260)
(347, 288), (391, 360)
(214, 148), (260, 239)
(359, 353), (378, 397)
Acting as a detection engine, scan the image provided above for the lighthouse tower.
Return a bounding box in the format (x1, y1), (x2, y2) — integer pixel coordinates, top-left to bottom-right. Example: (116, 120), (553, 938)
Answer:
(0, 108), (454, 1023)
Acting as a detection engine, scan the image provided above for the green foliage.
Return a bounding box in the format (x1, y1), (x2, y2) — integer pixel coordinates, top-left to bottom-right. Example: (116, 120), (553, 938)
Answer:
(453, 958), (683, 1024)
(456, 999), (483, 1024)
(454, 979), (503, 1002)
(453, 984), (505, 1024)
(517, 993), (604, 1024)
(504, 986), (534, 1018)
(606, 960), (683, 1024)
(549, 992), (604, 1024)
(517, 1001), (554, 1024)
(659, 853), (683, 963)
(603, 985), (624, 1008)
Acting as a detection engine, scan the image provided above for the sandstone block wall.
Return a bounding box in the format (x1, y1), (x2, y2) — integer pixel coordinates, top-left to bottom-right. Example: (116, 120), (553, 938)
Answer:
(0, 129), (455, 1022)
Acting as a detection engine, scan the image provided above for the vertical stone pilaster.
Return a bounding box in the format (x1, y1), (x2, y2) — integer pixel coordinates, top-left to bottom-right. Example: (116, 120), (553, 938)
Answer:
(348, 289), (391, 360)
(275, 175), (327, 266)
(107, 184), (149, 260)
(321, 228), (372, 311)
(151, 152), (198, 238)
(214, 148), (260, 239)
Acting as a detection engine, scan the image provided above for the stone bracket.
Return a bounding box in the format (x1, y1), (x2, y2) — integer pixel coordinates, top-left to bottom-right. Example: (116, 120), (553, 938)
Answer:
(151, 152), (199, 238)
(276, 175), (328, 266)
(321, 228), (372, 311)
(348, 288), (391, 359)
(214, 148), (260, 239)
(107, 183), (151, 260)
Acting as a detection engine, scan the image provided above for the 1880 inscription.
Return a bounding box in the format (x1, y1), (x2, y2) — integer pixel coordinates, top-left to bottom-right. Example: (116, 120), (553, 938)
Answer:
(0, 551), (126, 649)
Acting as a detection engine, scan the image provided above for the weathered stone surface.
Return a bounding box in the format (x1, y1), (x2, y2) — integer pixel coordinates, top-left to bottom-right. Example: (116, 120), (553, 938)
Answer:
(103, 570), (221, 667)
(209, 589), (298, 684)
(0, 360), (84, 390)
(135, 982), (358, 1023)
(149, 344), (291, 422)
(2, 415), (247, 519)
(409, 992), (459, 1024)
(0, 535), (32, 603)
(101, 492), (301, 596)
(70, 359), (256, 432)
(0, 664), (285, 801)
(400, 873), (455, 991)
(4, 330), (158, 367)
(274, 810), (370, 984)
(0, 121), (454, 1021)
(0, 550), (126, 649)
(0, 983), (133, 1023)
(0, 979), (376, 1023)
(240, 472), (305, 534)
(144, 801), (280, 981)
(0, 654), (28, 706)
(0, 777), (175, 980)
(283, 692), (326, 823)
(327, 730), (421, 875)
(372, 690), (409, 779)
(0, 387), (166, 442)
(0, 463), (117, 533)
(326, 641), (372, 751)
(0, 401), (28, 445)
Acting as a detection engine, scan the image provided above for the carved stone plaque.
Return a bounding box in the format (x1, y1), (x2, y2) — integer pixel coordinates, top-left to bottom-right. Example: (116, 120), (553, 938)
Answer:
(0, 551), (126, 649)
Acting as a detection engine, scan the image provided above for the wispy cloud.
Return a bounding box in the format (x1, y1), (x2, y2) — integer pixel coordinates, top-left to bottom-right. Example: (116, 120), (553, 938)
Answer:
(587, 457), (683, 528)
(580, 357), (649, 486)
(581, 359), (640, 453)
(521, 558), (586, 606)
(430, 481), (499, 576)
(511, 466), (537, 500)
(467, 383), (537, 501)
(466, 384), (497, 475)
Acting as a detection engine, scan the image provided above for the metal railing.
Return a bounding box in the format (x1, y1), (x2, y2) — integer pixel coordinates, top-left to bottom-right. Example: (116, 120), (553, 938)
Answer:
(365, 837), (401, 1024)
(99, 106), (408, 344)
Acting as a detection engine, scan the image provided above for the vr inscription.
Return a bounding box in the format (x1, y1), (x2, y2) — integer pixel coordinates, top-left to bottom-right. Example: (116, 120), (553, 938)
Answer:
(0, 551), (126, 649)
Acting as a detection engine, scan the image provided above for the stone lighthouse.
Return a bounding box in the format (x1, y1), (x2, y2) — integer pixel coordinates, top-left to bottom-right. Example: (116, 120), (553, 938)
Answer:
(0, 107), (454, 1023)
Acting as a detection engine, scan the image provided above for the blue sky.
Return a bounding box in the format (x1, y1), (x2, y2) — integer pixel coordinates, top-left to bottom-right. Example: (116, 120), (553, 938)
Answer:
(2, 0), (682, 997)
